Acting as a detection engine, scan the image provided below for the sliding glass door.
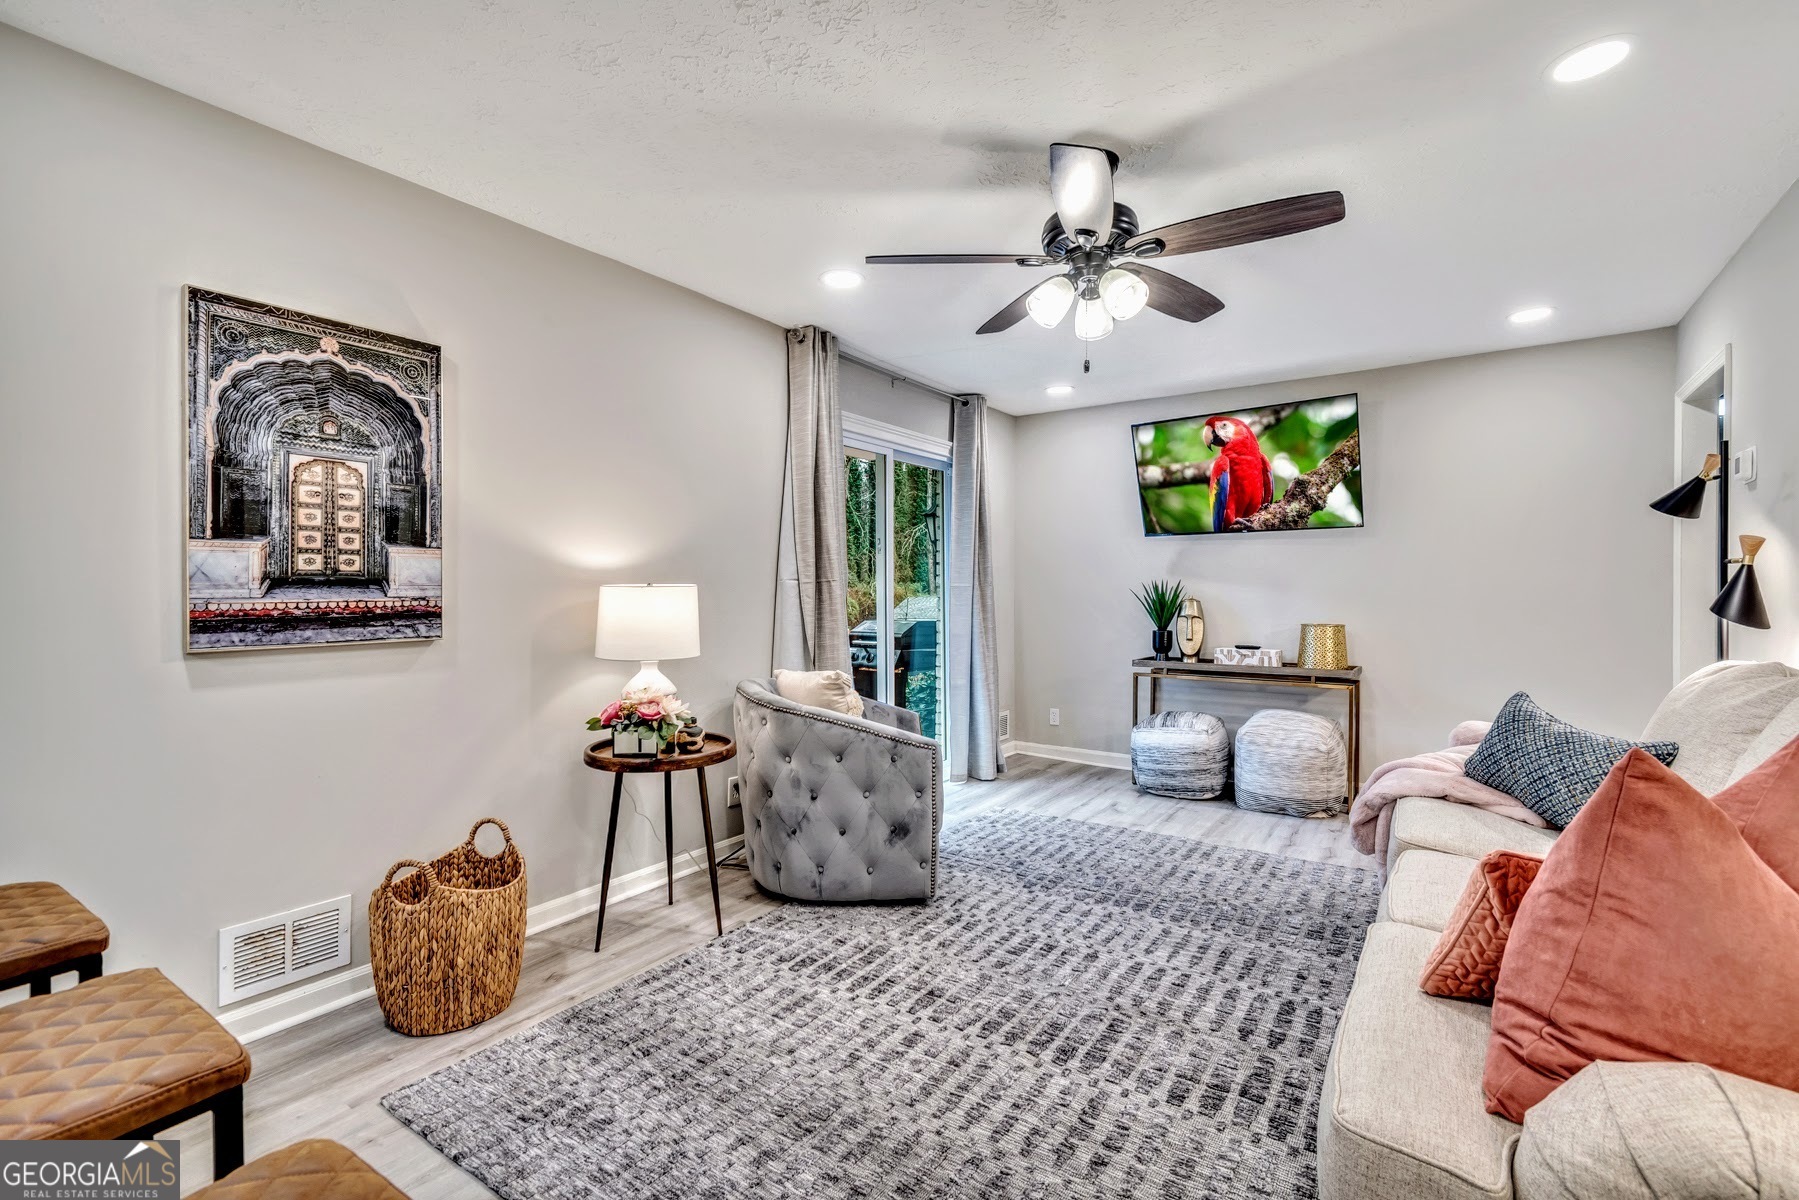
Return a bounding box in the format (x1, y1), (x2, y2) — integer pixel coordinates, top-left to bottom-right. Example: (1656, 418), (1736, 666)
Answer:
(844, 429), (949, 742)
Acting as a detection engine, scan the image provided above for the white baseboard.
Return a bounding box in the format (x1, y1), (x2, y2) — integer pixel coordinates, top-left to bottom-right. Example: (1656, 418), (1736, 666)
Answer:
(218, 834), (743, 1044)
(1007, 741), (1132, 771)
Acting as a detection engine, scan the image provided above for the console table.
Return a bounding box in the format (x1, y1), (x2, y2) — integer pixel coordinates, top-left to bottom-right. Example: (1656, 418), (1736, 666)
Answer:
(1131, 659), (1363, 796)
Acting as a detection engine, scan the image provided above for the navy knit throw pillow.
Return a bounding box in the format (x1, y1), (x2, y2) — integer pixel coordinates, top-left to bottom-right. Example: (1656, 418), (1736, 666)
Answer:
(1464, 692), (1680, 828)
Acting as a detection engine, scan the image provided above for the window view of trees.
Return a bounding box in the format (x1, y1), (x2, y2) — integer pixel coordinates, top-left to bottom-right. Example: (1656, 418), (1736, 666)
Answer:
(845, 451), (946, 740)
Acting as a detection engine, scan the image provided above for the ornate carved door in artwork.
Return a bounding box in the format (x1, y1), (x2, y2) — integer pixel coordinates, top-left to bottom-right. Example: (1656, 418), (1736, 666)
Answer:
(290, 458), (367, 577)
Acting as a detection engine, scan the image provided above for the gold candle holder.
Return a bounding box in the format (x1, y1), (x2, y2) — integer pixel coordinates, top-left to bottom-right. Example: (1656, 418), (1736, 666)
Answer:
(1299, 623), (1348, 670)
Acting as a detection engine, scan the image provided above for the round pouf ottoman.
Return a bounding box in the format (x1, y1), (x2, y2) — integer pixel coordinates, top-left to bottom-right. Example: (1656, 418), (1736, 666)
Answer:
(1233, 709), (1348, 817)
(1131, 711), (1230, 800)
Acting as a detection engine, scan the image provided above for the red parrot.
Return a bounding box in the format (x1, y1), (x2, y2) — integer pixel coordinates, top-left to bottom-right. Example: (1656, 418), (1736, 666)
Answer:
(1202, 415), (1275, 530)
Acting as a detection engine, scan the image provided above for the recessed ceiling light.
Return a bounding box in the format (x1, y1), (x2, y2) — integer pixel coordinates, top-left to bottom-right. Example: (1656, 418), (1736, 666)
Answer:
(1550, 38), (1630, 83)
(1045, 384), (1074, 397)
(819, 269), (863, 289)
(1509, 306), (1555, 325)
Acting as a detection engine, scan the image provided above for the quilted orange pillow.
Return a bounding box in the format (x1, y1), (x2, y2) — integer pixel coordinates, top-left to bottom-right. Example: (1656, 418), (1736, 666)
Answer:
(1419, 851), (1543, 1000)
(1484, 749), (1799, 1122)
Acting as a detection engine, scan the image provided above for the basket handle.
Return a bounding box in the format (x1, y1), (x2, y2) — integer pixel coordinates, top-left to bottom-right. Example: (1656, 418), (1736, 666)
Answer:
(465, 817), (514, 858)
(381, 859), (439, 905)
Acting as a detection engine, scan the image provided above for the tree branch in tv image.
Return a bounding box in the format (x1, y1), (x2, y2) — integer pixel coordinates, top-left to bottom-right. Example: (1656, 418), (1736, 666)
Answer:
(1134, 396), (1363, 535)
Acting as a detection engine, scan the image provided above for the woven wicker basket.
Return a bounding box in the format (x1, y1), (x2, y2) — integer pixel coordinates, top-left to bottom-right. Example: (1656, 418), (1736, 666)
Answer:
(369, 818), (527, 1036)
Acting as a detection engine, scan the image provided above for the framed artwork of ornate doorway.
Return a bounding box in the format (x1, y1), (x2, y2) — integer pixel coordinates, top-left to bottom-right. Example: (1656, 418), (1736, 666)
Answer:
(184, 288), (443, 652)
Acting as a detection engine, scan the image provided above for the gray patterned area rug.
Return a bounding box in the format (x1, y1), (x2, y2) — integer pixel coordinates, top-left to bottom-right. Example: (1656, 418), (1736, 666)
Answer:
(383, 811), (1379, 1200)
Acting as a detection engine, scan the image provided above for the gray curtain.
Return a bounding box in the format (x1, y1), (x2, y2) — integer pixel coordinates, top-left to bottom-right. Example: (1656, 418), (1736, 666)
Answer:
(948, 394), (1004, 782)
(773, 326), (852, 674)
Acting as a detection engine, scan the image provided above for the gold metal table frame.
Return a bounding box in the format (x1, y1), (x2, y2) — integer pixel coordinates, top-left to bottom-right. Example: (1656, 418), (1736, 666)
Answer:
(1131, 659), (1362, 798)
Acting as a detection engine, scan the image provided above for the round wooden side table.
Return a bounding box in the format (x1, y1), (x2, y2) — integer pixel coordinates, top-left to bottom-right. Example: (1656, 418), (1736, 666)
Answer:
(581, 732), (736, 952)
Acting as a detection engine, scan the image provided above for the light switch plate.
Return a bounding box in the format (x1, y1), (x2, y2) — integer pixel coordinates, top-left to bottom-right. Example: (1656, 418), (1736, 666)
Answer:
(1732, 446), (1757, 484)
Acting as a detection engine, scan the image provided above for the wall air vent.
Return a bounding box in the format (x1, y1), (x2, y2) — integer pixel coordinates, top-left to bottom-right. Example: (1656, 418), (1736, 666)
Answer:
(997, 710), (1011, 741)
(218, 895), (352, 1006)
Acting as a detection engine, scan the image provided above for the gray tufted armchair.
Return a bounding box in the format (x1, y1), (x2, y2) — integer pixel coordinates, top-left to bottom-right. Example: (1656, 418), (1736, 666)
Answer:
(733, 678), (941, 902)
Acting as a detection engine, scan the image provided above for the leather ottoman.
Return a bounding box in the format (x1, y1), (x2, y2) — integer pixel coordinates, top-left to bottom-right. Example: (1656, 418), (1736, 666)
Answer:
(0, 968), (250, 1179)
(193, 1139), (410, 1199)
(0, 882), (108, 995)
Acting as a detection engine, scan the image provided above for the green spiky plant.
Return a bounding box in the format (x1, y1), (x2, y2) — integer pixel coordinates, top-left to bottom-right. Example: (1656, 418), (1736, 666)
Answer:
(1132, 579), (1187, 631)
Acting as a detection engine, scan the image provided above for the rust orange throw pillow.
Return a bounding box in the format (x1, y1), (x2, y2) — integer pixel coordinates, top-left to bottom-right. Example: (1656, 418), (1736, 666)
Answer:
(1419, 851), (1542, 1000)
(1484, 749), (1799, 1122)
(1711, 731), (1799, 889)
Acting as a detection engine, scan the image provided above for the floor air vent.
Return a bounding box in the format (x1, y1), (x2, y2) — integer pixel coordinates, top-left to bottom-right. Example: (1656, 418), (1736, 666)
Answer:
(218, 895), (351, 1006)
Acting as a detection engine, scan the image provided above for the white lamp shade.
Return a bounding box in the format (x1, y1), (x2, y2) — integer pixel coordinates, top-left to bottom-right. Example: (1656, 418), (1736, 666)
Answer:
(1073, 296), (1114, 341)
(1026, 276), (1076, 328)
(595, 584), (701, 661)
(1099, 267), (1149, 320)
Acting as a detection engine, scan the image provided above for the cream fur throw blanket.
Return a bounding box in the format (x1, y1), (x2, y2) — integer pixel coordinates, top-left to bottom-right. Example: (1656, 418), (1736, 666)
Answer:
(1349, 720), (1547, 872)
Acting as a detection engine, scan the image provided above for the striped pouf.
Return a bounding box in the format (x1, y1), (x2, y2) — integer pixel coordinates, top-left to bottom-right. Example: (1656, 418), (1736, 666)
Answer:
(1234, 709), (1348, 817)
(1131, 711), (1230, 800)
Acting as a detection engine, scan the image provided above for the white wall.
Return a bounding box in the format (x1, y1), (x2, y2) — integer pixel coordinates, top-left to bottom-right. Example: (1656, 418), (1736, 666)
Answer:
(1677, 179), (1799, 668)
(1011, 331), (1677, 768)
(0, 28), (789, 1016)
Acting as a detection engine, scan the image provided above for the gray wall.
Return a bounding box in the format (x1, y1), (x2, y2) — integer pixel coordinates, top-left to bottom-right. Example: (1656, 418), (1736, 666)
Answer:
(1011, 331), (1677, 768)
(839, 360), (1018, 731)
(0, 28), (787, 1013)
(1677, 179), (1799, 668)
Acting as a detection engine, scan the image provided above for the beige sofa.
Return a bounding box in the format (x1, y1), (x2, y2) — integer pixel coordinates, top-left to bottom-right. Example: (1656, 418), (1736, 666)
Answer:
(1318, 661), (1799, 1199)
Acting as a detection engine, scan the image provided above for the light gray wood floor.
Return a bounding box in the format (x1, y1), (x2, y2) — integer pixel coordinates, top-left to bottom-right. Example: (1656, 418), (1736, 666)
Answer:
(176, 754), (1368, 1196)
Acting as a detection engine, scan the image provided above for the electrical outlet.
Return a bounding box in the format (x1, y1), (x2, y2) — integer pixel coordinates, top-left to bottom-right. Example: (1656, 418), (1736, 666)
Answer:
(1049, 708), (1061, 727)
(727, 775), (742, 809)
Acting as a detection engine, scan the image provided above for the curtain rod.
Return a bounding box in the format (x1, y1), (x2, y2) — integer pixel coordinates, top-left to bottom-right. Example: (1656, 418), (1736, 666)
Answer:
(838, 349), (965, 404)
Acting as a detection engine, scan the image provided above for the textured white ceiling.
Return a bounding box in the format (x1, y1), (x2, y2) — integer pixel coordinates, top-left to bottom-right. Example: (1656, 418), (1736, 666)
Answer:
(6, 0), (1798, 414)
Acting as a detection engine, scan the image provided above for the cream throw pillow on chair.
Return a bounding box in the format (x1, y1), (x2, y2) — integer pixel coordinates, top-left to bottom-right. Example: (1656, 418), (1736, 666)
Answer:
(774, 669), (865, 719)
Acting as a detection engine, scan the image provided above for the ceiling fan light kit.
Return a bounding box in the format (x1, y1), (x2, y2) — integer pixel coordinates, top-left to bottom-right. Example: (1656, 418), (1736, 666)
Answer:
(866, 142), (1345, 361)
(1027, 275), (1076, 328)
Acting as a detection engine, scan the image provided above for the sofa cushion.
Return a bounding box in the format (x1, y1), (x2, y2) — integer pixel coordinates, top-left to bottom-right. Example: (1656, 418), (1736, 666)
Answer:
(1380, 850), (1476, 932)
(1485, 750), (1799, 1122)
(1318, 922), (1522, 1200)
(1641, 659), (1799, 793)
(1388, 797), (1559, 870)
(1513, 1062), (1799, 1200)
(1464, 692), (1678, 828)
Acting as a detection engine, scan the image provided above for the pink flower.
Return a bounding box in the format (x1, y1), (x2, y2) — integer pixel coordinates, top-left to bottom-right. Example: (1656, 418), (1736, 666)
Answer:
(637, 701), (663, 721)
(599, 701), (622, 726)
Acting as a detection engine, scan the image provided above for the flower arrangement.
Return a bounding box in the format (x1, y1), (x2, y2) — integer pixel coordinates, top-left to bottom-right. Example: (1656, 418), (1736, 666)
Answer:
(587, 685), (697, 755)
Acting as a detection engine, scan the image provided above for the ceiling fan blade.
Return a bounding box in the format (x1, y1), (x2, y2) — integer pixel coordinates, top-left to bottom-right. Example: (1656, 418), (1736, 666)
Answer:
(866, 253), (1045, 265)
(976, 283), (1044, 335)
(1049, 142), (1118, 248)
(1127, 265), (1225, 323)
(1128, 191), (1345, 257)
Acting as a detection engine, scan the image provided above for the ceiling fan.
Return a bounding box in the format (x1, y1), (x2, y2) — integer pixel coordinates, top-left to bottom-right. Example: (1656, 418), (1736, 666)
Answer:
(866, 143), (1345, 344)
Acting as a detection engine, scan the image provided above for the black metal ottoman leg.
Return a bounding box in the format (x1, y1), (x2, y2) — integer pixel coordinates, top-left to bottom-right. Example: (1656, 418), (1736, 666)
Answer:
(211, 1085), (245, 1179)
(76, 953), (102, 983)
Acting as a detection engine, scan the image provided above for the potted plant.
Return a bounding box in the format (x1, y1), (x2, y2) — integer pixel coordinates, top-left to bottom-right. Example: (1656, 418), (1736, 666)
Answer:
(588, 687), (697, 756)
(1133, 579), (1187, 661)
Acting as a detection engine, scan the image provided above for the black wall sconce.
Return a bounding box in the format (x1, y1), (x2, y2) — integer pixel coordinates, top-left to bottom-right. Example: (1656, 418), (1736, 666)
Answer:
(1649, 452), (1721, 518)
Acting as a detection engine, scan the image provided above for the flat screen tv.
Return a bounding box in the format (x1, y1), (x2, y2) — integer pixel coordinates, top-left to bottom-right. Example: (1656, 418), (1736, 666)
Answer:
(1133, 394), (1363, 536)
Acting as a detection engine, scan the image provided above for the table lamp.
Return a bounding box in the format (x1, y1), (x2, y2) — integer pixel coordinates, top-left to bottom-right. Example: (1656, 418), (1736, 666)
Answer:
(595, 584), (700, 695)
